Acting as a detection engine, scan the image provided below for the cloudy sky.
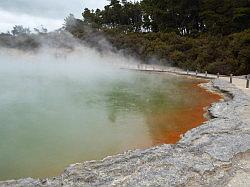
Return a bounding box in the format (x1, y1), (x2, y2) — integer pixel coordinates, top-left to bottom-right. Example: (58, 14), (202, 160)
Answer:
(0, 0), (108, 33)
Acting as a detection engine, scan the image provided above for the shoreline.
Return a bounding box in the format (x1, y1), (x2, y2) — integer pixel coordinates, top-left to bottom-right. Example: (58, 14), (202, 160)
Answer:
(0, 68), (249, 186)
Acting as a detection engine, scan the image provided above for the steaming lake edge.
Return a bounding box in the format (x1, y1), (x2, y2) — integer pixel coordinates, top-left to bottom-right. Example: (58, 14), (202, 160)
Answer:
(1, 79), (249, 187)
(0, 60), (221, 181)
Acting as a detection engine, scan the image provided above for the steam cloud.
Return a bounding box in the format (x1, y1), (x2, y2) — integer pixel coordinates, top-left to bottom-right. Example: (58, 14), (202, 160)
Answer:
(0, 31), (141, 88)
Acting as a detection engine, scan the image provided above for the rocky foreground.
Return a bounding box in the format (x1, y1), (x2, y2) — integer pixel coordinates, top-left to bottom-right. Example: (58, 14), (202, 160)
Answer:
(1, 79), (249, 187)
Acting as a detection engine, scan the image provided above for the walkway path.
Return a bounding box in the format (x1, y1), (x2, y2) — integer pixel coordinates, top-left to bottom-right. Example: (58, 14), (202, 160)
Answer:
(120, 63), (249, 95)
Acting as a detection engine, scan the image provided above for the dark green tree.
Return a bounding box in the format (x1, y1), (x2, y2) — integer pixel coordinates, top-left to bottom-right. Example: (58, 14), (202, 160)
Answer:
(11, 25), (31, 36)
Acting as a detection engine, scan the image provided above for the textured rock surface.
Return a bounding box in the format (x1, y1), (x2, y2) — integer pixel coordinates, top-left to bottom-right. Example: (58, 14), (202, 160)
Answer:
(0, 79), (249, 187)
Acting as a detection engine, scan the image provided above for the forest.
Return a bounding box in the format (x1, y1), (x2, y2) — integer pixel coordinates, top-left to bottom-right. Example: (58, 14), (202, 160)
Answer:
(64, 0), (250, 75)
(1, 0), (250, 75)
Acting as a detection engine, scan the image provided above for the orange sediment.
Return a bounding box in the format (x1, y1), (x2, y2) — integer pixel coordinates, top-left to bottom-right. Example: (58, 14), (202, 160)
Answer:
(147, 80), (222, 145)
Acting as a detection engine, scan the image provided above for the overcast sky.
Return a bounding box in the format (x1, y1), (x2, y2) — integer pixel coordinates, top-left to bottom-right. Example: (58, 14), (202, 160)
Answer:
(0, 0), (108, 33)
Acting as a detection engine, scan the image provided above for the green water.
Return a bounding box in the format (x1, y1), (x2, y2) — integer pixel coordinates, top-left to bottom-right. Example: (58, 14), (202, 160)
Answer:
(0, 60), (203, 180)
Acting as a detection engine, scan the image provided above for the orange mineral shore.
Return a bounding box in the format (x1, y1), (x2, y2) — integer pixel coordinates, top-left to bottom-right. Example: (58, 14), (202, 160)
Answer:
(147, 79), (222, 145)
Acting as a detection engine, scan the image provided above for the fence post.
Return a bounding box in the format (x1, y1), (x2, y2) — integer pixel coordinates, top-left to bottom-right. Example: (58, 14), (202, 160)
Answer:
(230, 74), (233, 83)
(196, 70), (198, 77)
(205, 71), (208, 77)
(187, 69), (189, 75)
(217, 73), (220, 78)
(247, 75), (249, 88)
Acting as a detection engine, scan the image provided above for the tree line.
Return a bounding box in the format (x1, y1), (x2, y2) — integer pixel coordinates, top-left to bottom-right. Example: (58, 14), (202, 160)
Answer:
(63, 0), (250, 75)
(76, 0), (250, 35)
(1, 0), (249, 75)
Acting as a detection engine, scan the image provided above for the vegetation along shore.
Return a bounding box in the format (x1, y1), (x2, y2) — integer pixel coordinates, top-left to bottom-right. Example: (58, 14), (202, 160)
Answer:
(0, 0), (250, 75)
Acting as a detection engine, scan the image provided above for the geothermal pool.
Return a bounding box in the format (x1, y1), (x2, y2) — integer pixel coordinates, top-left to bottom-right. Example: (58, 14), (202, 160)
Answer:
(0, 53), (220, 180)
